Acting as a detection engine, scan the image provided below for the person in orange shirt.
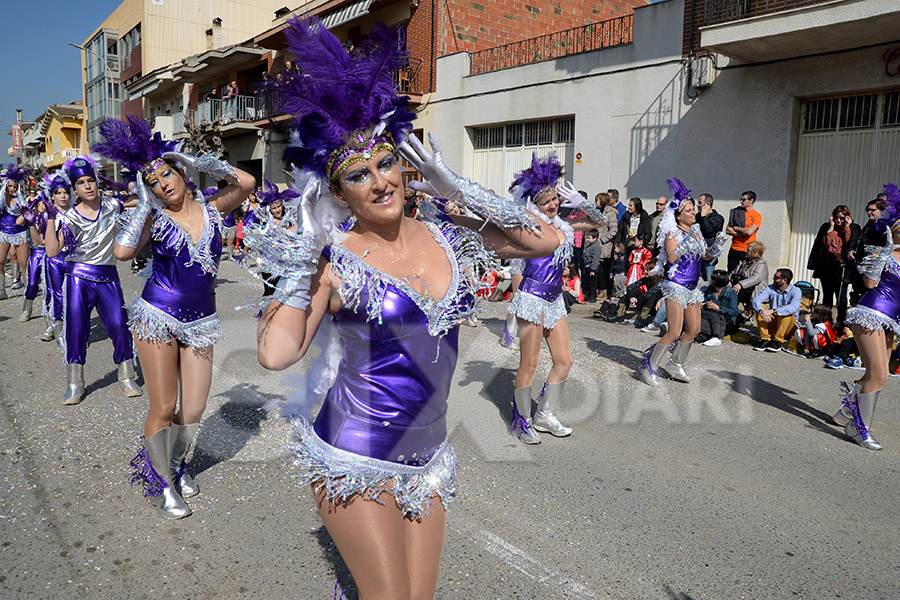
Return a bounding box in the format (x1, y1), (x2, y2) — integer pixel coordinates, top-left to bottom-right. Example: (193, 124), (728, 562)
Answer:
(726, 190), (761, 273)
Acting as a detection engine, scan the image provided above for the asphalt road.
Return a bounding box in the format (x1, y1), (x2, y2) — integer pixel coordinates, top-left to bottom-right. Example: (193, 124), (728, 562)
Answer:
(1, 259), (897, 599)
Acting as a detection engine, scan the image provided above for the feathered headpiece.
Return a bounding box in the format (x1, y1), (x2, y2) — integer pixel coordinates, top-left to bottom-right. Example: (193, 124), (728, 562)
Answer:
(267, 17), (415, 181)
(97, 172), (129, 194)
(3, 163), (30, 183)
(43, 168), (71, 193)
(64, 155), (100, 184)
(93, 116), (181, 178)
(876, 183), (900, 236)
(666, 178), (692, 212)
(257, 180), (301, 206)
(509, 153), (564, 203)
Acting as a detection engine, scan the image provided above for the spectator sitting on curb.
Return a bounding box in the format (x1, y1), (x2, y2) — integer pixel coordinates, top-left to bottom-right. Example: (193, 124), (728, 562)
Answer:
(751, 267), (802, 352)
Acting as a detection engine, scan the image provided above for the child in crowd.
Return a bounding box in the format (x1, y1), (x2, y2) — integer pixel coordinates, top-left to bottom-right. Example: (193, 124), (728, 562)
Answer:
(581, 229), (601, 303)
(823, 323), (860, 369)
(625, 236), (653, 288)
(796, 304), (838, 357)
(234, 208), (245, 252)
(562, 262), (584, 312)
(610, 242), (628, 295)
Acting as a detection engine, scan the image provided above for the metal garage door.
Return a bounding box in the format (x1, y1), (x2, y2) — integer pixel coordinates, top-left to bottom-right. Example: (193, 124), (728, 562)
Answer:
(472, 118), (575, 196)
(789, 90), (900, 286)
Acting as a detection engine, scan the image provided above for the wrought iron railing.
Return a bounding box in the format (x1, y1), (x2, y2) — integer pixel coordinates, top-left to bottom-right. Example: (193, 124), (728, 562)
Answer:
(701, 0), (834, 28)
(394, 58), (424, 95)
(470, 14), (633, 75)
(254, 90), (286, 120)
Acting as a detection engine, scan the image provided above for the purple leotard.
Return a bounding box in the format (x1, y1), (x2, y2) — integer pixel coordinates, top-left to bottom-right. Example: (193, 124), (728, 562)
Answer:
(660, 226), (706, 307)
(129, 203), (224, 347)
(509, 219), (572, 328)
(845, 253), (900, 335)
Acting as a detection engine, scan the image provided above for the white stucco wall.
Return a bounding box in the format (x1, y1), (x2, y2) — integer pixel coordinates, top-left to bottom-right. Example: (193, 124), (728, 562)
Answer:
(432, 0), (900, 270)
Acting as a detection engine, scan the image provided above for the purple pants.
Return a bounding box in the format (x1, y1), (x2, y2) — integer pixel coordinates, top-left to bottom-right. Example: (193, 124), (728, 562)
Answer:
(24, 247), (44, 301)
(64, 263), (133, 365)
(45, 254), (66, 321)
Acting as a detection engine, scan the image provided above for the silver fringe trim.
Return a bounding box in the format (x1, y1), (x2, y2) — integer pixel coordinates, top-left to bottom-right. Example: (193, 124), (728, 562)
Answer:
(508, 289), (567, 329)
(328, 218), (492, 338)
(705, 231), (728, 260)
(129, 297), (223, 348)
(457, 178), (541, 231)
(845, 304), (900, 335)
(240, 216), (321, 281)
(288, 418), (456, 521)
(151, 204), (221, 276)
(0, 231), (27, 246)
(509, 258), (525, 276)
(115, 203), (151, 248)
(221, 225), (236, 238)
(660, 280), (704, 308)
(856, 246), (899, 281)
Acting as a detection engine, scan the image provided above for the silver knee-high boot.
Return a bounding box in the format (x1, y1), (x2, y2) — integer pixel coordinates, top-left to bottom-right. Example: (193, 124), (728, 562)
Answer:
(500, 312), (519, 349)
(117, 361), (143, 397)
(63, 363), (85, 405)
(9, 264), (21, 289)
(19, 298), (33, 322)
(510, 386), (541, 444)
(40, 317), (56, 341)
(533, 380), (573, 437)
(832, 381), (858, 426)
(663, 340), (693, 383)
(845, 390), (882, 450)
(170, 423), (200, 498)
(0, 274), (7, 300)
(637, 343), (669, 387)
(131, 428), (191, 519)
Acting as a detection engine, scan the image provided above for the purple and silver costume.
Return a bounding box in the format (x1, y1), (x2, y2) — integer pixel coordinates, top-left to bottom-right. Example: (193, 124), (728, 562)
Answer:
(59, 196), (134, 365)
(659, 225), (707, 307)
(0, 195), (27, 246)
(284, 216), (491, 519)
(127, 203), (224, 347)
(508, 222), (573, 328)
(844, 249), (900, 335)
(42, 213), (69, 322)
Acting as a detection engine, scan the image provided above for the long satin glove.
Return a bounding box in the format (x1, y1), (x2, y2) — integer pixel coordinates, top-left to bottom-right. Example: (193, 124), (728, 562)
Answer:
(558, 181), (606, 223)
(398, 132), (540, 230)
(115, 179), (156, 248)
(705, 231), (729, 260)
(19, 205), (37, 228)
(672, 224), (705, 259)
(162, 151), (238, 183)
(42, 197), (58, 220)
(242, 177), (324, 306)
(857, 240), (896, 281)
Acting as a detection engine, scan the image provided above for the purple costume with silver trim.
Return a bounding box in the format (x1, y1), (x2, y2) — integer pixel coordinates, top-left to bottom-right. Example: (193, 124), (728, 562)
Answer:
(0, 195), (27, 245)
(508, 221), (572, 328)
(41, 212), (69, 321)
(128, 203), (224, 347)
(659, 227), (706, 307)
(845, 253), (900, 335)
(59, 196), (134, 365)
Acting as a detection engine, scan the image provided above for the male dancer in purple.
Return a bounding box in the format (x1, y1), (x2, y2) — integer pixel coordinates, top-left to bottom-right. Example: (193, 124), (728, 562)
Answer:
(44, 156), (142, 405)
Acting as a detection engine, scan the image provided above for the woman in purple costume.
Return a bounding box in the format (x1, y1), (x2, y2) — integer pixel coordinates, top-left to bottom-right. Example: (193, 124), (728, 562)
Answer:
(506, 154), (608, 444)
(0, 164), (31, 300)
(95, 116), (255, 519)
(638, 178), (726, 386)
(248, 18), (558, 599)
(832, 184), (900, 450)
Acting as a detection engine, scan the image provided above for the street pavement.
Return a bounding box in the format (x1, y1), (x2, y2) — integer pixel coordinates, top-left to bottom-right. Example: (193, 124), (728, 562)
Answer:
(1, 259), (897, 599)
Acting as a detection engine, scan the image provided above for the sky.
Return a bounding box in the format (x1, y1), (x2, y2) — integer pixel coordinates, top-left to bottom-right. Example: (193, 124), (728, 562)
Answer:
(0, 1), (118, 154)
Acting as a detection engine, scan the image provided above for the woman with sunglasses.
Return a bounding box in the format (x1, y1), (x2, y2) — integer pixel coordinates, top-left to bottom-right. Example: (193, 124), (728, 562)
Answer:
(807, 205), (860, 323)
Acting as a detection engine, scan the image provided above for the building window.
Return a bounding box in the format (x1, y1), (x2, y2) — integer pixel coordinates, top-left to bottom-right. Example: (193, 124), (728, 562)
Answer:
(883, 91), (900, 127)
(474, 126), (504, 149)
(474, 118), (576, 149)
(803, 92), (886, 133)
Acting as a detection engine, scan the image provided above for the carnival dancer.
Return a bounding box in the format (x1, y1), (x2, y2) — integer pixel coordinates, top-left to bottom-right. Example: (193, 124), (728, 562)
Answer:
(638, 179), (726, 386)
(246, 18), (557, 598)
(505, 155), (607, 444)
(43, 156), (142, 405)
(37, 172), (73, 341)
(252, 180), (299, 297)
(94, 116), (254, 518)
(832, 184), (900, 450)
(500, 261), (523, 349)
(0, 164), (31, 300)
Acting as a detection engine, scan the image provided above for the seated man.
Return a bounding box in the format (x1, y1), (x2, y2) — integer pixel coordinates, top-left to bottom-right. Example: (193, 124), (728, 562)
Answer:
(751, 268), (802, 352)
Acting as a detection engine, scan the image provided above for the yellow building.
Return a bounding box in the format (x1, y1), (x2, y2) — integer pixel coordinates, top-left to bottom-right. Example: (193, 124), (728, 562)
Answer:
(40, 104), (88, 169)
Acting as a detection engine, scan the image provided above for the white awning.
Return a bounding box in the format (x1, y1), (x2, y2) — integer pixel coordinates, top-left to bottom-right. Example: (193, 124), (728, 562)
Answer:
(321, 0), (374, 30)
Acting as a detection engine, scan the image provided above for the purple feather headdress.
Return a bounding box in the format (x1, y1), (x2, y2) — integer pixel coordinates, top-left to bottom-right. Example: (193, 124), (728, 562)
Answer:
(97, 173), (129, 193)
(257, 180), (301, 206)
(4, 163), (30, 183)
(509, 153), (563, 202)
(202, 186), (219, 198)
(266, 17), (415, 181)
(666, 178), (693, 212)
(93, 116), (180, 177)
(875, 183), (900, 235)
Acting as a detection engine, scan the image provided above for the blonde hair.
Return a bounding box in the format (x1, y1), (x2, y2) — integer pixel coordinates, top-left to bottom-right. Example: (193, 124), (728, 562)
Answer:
(745, 241), (766, 260)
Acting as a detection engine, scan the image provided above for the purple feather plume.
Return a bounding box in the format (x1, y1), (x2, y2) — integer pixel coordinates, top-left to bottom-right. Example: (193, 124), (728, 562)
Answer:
(202, 186), (219, 198)
(93, 116), (180, 174)
(4, 163), (30, 182)
(97, 173), (129, 193)
(666, 178), (691, 202)
(509, 152), (563, 201)
(874, 183), (900, 235)
(257, 180), (301, 206)
(266, 17), (415, 178)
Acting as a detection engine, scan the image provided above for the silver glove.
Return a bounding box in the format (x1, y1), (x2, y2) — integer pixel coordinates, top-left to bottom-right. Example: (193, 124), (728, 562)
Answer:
(558, 181), (605, 223)
(673, 224), (705, 259)
(115, 179), (156, 248)
(162, 151), (238, 183)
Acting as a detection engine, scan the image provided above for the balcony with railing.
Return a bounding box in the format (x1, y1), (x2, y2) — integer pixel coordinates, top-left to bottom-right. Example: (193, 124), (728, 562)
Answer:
(470, 15), (633, 76)
(697, 0), (899, 62)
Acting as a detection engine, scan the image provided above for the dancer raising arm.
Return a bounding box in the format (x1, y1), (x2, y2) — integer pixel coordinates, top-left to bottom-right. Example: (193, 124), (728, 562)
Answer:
(505, 154), (608, 444)
(248, 18), (558, 600)
(833, 184), (900, 450)
(0, 164), (30, 300)
(94, 116), (254, 518)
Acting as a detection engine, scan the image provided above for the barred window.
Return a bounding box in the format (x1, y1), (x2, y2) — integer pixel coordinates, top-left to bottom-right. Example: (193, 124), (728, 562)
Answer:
(804, 93), (885, 133)
(839, 94), (877, 130)
(474, 126), (504, 149)
(803, 97), (839, 132)
(505, 123), (523, 147)
(883, 91), (900, 127)
(556, 118), (575, 143)
(523, 120), (554, 145)
(474, 118), (575, 148)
